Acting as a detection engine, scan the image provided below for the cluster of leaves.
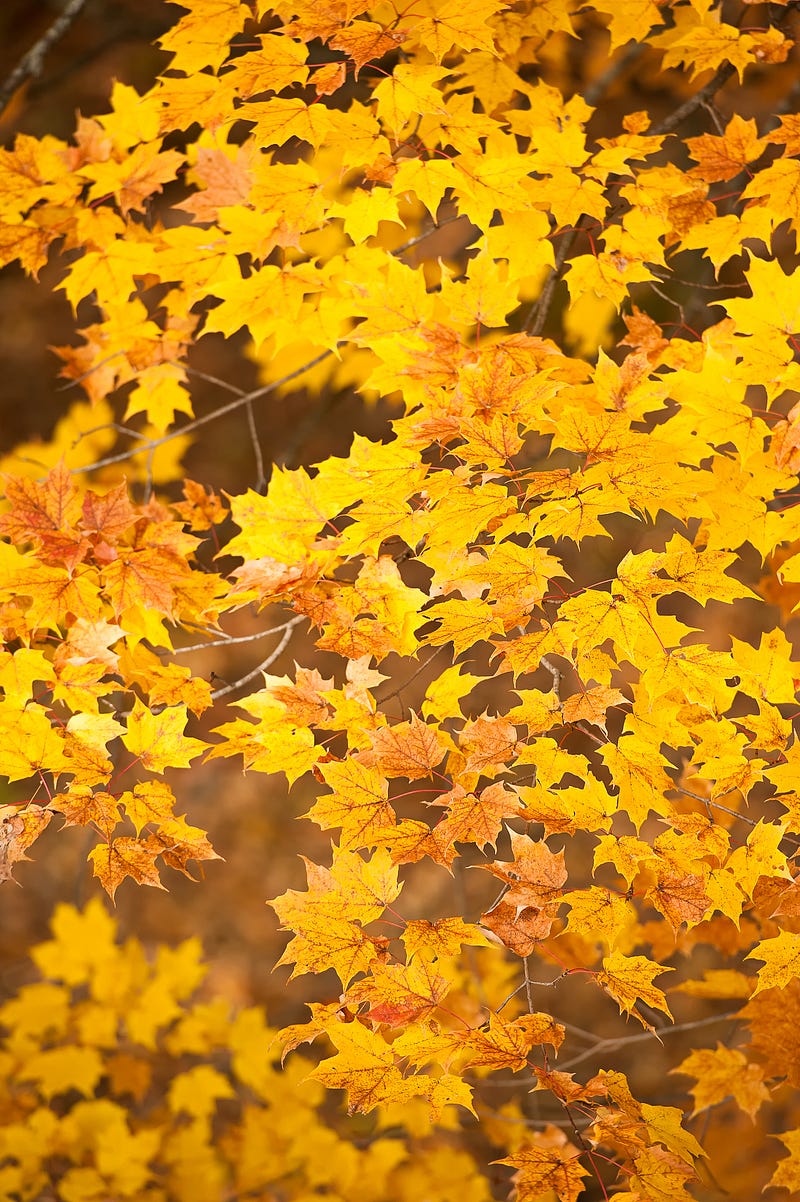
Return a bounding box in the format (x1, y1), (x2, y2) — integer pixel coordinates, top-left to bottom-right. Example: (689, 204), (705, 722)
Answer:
(0, 899), (494, 1202)
(3, 0), (800, 1197)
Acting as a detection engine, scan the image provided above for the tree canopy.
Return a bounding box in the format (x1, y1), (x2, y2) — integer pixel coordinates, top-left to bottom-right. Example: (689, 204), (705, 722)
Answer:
(2, 0), (800, 1198)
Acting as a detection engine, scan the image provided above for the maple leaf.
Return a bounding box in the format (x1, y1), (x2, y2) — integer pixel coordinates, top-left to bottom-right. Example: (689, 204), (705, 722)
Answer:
(19, 1045), (105, 1101)
(480, 897), (560, 955)
(464, 1014), (565, 1071)
(0, 462), (85, 566)
(158, 0), (246, 73)
(359, 712), (450, 780)
(745, 930), (800, 995)
(308, 757), (395, 849)
(270, 848), (400, 985)
(686, 113), (764, 183)
(82, 145), (185, 216)
(50, 788), (122, 840)
(563, 886), (635, 950)
(0, 808), (51, 882)
(311, 1020), (421, 1113)
(122, 700), (206, 774)
(658, 17), (756, 81)
(329, 21), (406, 72)
(347, 958), (453, 1026)
(672, 1044), (768, 1119)
(168, 1065), (234, 1120)
(497, 1141), (588, 1202)
(598, 950), (674, 1026)
(401, 917), (493, 961)
(769, 1129), (800, 1194)
(89, 837), (166, 902)
(429, 782), (525, 867)
(483, 831), (568, 912)
(149, 816), (221, 880)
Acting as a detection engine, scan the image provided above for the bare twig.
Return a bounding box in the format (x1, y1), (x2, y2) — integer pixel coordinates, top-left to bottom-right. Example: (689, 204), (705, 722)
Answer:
(174, 617), (302, 656)
(523, 957), (534, 1012)
(540, 655), (562, 699)
(374, 646), (450, 708)
(496, 970), (565, 1014)
(524, 227), (578, 336)
(244, 397), (267, 492)
(68, 352), (333, 477)
(676, 786), (758, 828)
(393, 212), (467, 257)
(209, 616), (304, 700)
(557, 1011), (740, 1072)
(0, 0), (89, 115)
(495, 981), (528, 1014)
(480, 1011), (742, 1085)
(182, 366), (249, 396)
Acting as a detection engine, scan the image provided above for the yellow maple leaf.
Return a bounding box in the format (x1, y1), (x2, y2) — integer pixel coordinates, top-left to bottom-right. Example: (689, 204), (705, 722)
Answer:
(168, 1065), (235, 1120)
(18, 1046), (104, 1101)
(311, 1020), (421, 1113)
(89, 837), (166, 902)
(158, 0), (246, 73)
(497, 1141), (588, 1202)
(122, 699), (206, 774)
(672, 1044), (768, 1119)
(598, 949), (674, 1026)
(660, 22), (756, 81)
(746, 930), (800, 995)
(769, 1129), (800, 1194)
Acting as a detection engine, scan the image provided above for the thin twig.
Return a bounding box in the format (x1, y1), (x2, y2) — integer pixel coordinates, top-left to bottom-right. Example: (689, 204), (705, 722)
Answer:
(173, 617), (302, 655)
(676, 786), (758, 828)
(0, 0), (89, 115)
(540, 655), (562, 699)
(393, 212), (467, 256)
(480, 1011), (742, 1086)
(244, 397), (266, 492)
(181, 366), (249, 396)
(495, 982), (528, 1014)
(374, 646), (450, 708)
(523, 957), (534, 1012)
(68, 352), (333, 476)
(496, 970), (565, 1014)
(557, 1011), (740, 1072)
(209, 617), (303, 700)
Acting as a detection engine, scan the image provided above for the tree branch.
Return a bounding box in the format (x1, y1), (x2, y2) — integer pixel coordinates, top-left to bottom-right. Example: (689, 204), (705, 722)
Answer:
(0, 0), (89, 116)
(650, 62), (737, 136)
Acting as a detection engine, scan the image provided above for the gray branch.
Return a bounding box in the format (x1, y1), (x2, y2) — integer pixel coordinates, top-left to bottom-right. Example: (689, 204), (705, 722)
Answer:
(0, 0), (89, 116)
